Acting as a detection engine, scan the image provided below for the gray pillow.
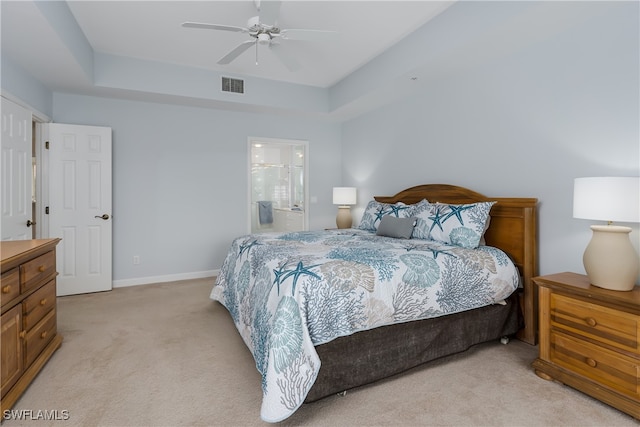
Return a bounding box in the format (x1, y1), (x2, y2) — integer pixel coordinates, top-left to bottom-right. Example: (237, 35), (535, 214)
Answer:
(376, 216), (416, 239)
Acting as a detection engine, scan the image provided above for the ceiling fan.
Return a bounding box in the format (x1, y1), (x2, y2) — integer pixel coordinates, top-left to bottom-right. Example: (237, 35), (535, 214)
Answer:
(182, 0), (337, 71)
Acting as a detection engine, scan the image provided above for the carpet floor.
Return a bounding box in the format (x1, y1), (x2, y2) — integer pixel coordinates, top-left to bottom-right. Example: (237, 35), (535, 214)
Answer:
(2, 278), (636, 426)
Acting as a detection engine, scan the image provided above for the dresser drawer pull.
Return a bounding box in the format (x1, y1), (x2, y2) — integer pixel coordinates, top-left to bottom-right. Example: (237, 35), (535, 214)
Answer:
(38, 265), (46, 273)
(19, 331), (26, 339)
(585, 357), (598, 368)
(40, 331), (48, 339)
(2, 285), (11, 293)
(585, 317), (597, 327)
(40, 298), (47, 306)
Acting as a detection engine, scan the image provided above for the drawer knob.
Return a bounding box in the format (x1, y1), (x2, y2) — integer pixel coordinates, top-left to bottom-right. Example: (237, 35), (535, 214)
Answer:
(40, 331), (48, 339)
(1, 285), (11, 294)
(38, 265), (46, 273)
(585, 358), (598, 368)
(585, 317), (597, 327)
(40, 298), (47, 306)
(19, 331), (26, 339)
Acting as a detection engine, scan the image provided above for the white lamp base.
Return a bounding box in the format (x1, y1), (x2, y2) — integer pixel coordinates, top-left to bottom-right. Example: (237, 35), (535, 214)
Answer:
(583, 225), (640, 291)
(336, 206), (352, 229)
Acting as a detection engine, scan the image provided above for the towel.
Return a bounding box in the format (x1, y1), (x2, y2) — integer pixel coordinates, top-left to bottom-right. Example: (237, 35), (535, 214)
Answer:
(258, 201), (273, 225)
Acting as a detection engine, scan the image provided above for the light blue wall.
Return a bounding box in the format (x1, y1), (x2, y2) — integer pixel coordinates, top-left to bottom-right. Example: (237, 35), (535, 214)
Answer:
(52, 93), (341, 281)
(1, 54), (53, 117)
(3, 0), (639, 284)
(341, 1), (640, 279)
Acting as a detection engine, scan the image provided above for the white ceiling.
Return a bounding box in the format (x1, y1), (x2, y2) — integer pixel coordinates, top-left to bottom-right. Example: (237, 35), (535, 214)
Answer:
(3, 1), (453, 92)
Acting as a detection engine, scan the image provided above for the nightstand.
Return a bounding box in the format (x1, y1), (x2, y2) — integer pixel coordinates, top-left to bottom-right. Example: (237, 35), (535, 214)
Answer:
(532, 272), (639, 419)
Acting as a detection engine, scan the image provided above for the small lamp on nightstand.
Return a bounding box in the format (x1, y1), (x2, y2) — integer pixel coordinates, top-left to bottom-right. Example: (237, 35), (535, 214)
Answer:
(573, 177), (640, 291)
(333, 187), (357, 229)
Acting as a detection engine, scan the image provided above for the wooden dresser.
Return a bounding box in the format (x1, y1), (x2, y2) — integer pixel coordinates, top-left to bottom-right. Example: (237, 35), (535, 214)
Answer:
(532, 272), (639, 419)
(1, 239), (62, 412)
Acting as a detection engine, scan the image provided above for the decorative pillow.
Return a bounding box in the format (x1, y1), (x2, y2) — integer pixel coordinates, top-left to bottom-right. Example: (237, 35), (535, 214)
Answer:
(412, 201), (496, 248)
(408, 199), (431, 239)
(358, 200), (414, 232)
(376, 216), (416, 239)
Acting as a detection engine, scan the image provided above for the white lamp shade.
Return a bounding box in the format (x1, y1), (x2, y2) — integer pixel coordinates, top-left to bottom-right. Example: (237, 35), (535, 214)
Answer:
(333, 187), (357, 206)
(573, 177), (640, 223)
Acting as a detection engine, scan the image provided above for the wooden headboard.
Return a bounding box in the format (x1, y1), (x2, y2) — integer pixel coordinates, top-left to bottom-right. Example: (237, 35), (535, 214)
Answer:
(375, 184), (539, 345)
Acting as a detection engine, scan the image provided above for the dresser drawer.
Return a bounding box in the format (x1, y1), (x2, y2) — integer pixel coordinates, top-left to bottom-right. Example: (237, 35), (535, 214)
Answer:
(20, 251), (56, 294)
(1, 268), (20, 309)
(23, 280), (56, 331)
(551, 330), (639, 399)
(551, 293), (639, 353)
(24, 309), (56, 367)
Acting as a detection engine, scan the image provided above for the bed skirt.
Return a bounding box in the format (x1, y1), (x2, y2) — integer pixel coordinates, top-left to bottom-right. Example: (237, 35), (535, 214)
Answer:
(305, 292), (521, 402)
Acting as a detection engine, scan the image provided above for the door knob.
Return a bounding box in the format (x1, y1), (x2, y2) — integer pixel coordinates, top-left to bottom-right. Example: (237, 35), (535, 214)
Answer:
(26, 219), (36, 227)
(95, 214), (110, 220)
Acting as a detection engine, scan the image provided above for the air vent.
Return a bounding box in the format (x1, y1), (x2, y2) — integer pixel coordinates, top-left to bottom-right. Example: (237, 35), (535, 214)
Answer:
(222, 77), (244, 94)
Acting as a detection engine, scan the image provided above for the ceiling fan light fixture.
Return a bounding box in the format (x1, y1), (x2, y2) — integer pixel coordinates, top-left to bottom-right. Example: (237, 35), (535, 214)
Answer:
(184, 0), (335, 71)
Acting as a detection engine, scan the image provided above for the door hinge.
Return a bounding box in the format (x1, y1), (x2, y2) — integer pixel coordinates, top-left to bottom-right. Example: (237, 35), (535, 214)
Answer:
(45, 206), (49, 215)
(45, 141), (50, 149)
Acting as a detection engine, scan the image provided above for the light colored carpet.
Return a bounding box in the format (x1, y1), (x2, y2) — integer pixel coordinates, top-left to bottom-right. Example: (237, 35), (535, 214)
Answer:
(3, 278), (636, 426)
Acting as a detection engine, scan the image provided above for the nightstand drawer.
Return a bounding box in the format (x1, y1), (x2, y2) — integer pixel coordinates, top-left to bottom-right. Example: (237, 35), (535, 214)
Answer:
(551, 331), (639, 399)
(551, 293), (639, 353)
(20, 251), (56, 294)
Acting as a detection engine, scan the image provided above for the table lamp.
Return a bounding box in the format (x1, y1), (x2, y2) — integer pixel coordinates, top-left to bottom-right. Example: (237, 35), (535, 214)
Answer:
(333, 187), (357, 229)
(573, 177), (640, 291)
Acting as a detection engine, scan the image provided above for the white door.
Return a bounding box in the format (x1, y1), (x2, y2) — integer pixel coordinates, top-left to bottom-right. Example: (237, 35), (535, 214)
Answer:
(1, 97), (33, 240)
(46, 123), (112, 296)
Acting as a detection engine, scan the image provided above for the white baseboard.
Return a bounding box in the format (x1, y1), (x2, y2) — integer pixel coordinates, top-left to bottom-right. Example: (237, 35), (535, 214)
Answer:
(112, 269), (219, 288)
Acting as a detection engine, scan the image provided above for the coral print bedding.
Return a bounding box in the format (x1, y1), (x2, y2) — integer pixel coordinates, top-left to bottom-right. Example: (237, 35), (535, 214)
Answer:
(211, 227), (519, 422)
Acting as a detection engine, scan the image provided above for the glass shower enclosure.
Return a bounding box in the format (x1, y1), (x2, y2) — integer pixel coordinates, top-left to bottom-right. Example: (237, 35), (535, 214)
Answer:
(250, 140), (306, 234)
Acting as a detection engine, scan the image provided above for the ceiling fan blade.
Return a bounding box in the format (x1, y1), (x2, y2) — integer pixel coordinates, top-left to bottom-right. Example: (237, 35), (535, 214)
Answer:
(279, 29), (338, 42)
(182, 22), (247, 33)
(218, 40), (256, 65)
(257, 0), (281, 25)
(269, 43), (300, 72)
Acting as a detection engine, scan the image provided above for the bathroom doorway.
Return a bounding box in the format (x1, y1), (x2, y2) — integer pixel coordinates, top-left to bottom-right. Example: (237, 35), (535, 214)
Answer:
(248, 137), (308, 234)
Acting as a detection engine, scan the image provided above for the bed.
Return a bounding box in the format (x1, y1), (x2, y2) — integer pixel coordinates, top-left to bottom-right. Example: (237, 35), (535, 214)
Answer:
(211, 184), (538, 422)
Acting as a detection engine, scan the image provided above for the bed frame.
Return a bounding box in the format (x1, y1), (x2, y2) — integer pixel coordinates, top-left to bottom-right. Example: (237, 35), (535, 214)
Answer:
(376, 184), (539, 345)
(305, 184), (538, 402)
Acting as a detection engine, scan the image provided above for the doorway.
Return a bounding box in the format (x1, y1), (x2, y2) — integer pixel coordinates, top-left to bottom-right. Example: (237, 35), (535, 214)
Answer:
(248, 138), (308, 234)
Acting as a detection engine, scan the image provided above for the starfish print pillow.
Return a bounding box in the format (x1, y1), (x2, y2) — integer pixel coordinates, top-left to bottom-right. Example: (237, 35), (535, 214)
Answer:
(412, 201), (495, 248)
(357, 200), (415, 232)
